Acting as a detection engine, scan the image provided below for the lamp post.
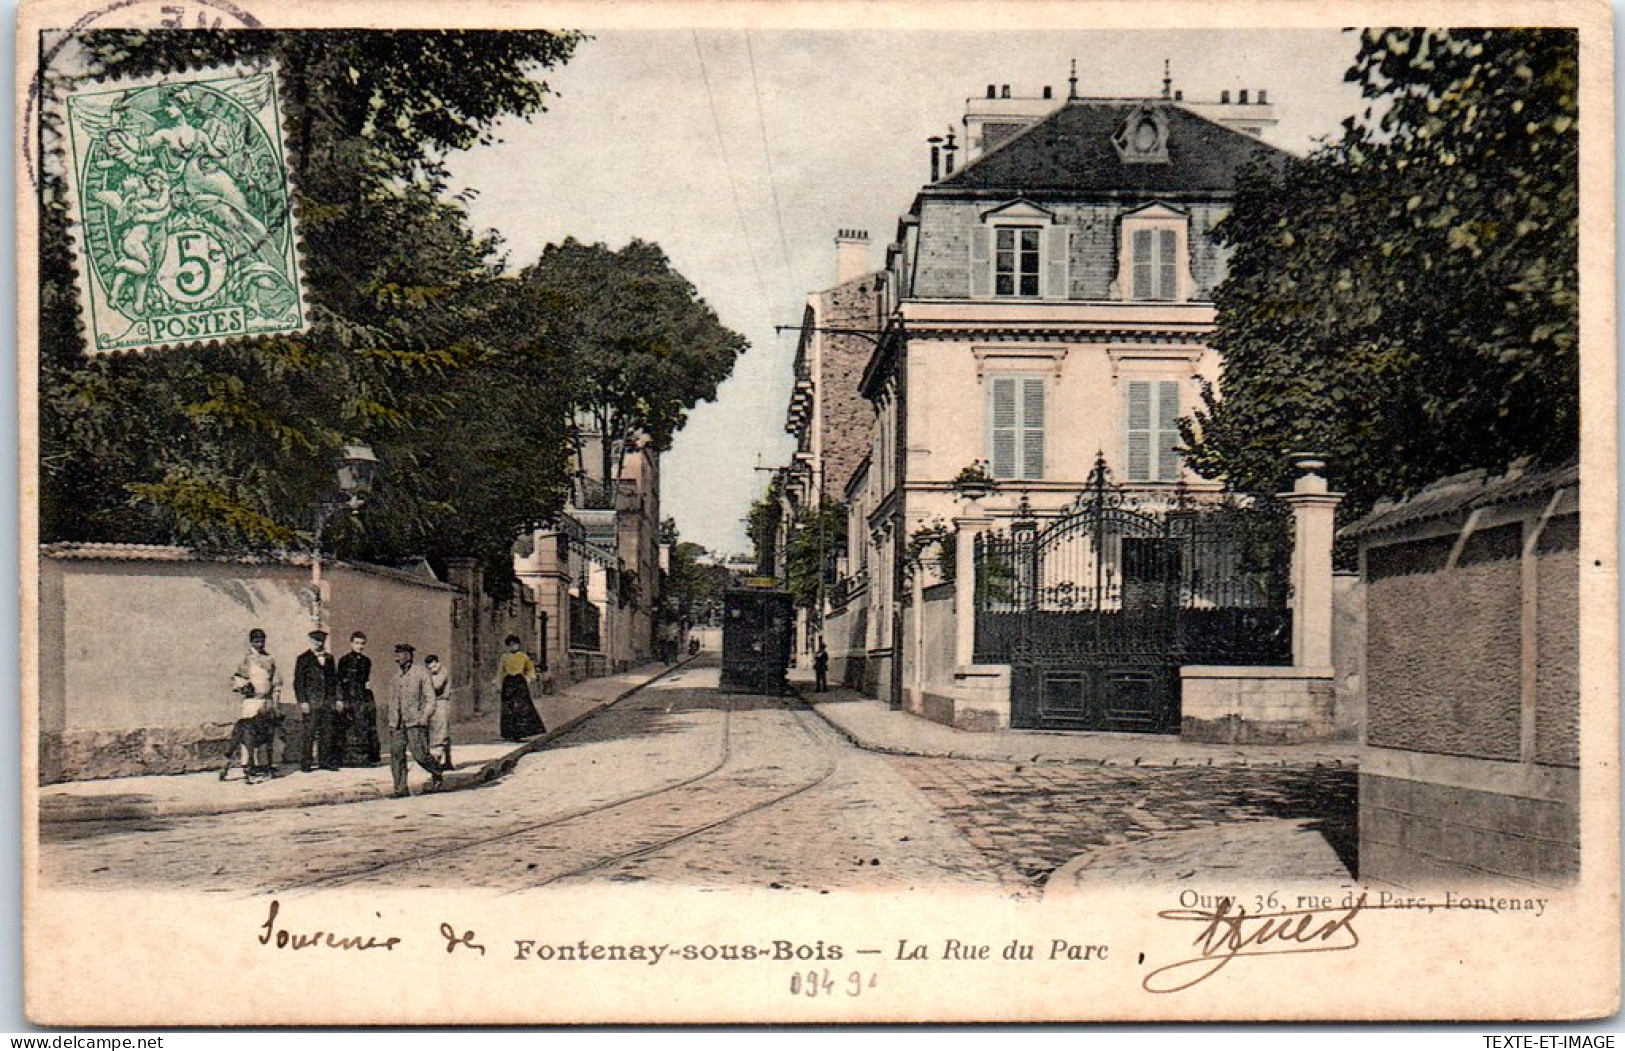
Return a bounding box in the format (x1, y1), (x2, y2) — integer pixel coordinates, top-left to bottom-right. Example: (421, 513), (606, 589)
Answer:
(310, 443), (379, 627)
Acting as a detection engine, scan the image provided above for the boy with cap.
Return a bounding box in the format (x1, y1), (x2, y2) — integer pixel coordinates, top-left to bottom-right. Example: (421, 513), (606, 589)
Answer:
(294, 627), (341, 771)
(383, 643), (446, 797)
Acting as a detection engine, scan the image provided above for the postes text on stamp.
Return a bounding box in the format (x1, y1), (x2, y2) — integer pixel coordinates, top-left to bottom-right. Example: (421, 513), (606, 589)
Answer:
(63, 65), (306, 353)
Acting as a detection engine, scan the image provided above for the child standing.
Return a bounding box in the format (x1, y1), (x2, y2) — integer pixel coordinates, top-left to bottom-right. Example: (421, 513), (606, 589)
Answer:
(424, 654), (452, 770)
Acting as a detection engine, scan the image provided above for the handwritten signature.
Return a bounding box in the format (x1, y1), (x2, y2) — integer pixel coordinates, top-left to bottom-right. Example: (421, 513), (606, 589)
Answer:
(1143, 894), (1366, 993)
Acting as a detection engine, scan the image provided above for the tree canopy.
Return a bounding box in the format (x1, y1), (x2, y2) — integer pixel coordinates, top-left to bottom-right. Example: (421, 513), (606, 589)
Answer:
(783, 499), (847, 610)
(514, 238), (748, 481)
(1183, 28), (1578, 521)
(660, 530), (731, 631)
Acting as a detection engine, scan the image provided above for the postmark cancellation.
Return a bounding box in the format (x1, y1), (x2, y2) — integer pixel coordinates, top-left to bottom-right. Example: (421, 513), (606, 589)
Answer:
(61, 64), (307, 353)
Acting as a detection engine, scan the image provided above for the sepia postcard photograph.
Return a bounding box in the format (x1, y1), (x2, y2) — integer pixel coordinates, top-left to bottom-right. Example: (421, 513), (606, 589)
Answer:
(14, 0), (1619, 1026)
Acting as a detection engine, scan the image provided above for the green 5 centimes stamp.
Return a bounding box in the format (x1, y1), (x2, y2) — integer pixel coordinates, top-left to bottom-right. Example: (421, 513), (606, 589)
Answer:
(63, 66), (307, 353)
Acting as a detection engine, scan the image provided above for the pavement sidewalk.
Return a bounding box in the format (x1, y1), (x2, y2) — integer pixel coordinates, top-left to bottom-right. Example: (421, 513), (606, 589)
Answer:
(39, 659), (692, 824)
(795, 676), (1357, 769)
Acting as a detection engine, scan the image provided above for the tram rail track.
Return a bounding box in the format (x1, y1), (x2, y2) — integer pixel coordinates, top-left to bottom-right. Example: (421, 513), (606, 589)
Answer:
(276, 673), (842, 895)
(515, 701), (841, 890)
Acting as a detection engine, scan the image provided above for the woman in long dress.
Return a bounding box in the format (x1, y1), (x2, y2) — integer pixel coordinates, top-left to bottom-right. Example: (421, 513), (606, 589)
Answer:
(496, 635), (546, 741)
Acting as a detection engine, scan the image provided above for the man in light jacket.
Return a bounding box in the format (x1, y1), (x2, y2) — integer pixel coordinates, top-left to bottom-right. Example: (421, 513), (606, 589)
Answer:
(383, 643), (446, 798)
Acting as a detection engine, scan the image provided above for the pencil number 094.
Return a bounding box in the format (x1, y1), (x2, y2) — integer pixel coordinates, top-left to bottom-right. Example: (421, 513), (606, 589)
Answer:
(789, 969), (877, 997)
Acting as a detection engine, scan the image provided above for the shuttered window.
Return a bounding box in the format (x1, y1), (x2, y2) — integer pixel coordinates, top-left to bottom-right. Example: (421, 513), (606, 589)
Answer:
(972, 222), (1069, 299)
(1130, 228), (1179, 300)
(994, 227), (1041, 296)
(1125, 380), (1182, 482)
(989, 376), (1045, 480)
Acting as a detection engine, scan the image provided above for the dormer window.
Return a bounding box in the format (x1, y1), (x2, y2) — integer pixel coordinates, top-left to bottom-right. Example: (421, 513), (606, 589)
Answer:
(970, 200), (1070, 300)
(1117, 202), (1193, 303)
(995, 227), (1041, 296)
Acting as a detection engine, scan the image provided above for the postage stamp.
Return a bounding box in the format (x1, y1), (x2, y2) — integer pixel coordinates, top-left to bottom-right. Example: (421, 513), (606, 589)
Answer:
(61, 65), (306, 352)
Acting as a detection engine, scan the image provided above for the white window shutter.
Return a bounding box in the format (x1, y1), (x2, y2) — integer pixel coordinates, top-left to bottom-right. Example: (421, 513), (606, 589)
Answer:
(1158, 229), (1178, 300)
(1156, 380), (1181, 481)
(1043, 226), (1070, 299)
(1126, 380), (1152, 481)
(990, 377), (1017, 477)
(1021, 378), (1045, 479)
(970, 227), (993, 298)
(1132, 229), (1153, 300)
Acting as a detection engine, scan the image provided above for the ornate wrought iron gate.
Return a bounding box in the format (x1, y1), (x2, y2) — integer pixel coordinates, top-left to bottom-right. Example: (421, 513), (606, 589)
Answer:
(974, 466), (1292, 733)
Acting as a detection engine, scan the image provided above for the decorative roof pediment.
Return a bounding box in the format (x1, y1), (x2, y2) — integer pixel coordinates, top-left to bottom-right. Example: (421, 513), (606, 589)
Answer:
(978, 198), (1055, 223)
(1113, 104), (1171, 164)
(1121, 201), (1190, 221)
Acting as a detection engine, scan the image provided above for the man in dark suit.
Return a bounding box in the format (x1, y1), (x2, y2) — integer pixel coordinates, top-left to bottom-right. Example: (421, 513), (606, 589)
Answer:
(294, 627), (341, 771)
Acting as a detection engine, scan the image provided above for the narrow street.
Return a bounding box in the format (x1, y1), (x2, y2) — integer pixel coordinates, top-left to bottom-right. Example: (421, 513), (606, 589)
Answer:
(39, 665), (1355, 897)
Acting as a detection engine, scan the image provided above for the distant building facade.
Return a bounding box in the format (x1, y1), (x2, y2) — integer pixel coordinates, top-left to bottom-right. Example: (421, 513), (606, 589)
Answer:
(519, 421), (662, 687)
(781, 230), (889, 663)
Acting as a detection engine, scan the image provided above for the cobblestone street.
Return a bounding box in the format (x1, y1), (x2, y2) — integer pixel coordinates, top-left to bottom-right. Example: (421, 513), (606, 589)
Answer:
(889, 757), (1357, 889)
(39, 667), (1354, 897)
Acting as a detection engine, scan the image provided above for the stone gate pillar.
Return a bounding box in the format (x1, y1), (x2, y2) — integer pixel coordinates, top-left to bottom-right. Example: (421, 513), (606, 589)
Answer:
(443, 557), (481, 718)
(1280, 454), (1343, 671)
(953, 513), (993, 668)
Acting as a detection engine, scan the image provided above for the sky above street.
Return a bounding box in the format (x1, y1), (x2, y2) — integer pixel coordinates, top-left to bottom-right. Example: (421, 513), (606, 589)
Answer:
(444, 28), (1367, 556)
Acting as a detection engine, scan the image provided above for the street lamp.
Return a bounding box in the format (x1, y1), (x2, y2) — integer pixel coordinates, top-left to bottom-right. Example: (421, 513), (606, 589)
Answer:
(310, 443), (379, 626)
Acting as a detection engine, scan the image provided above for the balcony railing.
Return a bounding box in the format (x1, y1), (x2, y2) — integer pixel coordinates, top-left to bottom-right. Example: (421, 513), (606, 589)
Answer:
(572, 477), (617, 510)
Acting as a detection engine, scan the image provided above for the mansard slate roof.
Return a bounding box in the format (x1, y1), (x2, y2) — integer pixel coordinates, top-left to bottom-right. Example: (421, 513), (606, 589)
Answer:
(933, 99), (1289, 197)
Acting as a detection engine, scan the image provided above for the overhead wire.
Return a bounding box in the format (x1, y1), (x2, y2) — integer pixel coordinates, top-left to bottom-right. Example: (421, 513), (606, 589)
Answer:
(743, 29), (799, 304)
(690, 29), (776, 322)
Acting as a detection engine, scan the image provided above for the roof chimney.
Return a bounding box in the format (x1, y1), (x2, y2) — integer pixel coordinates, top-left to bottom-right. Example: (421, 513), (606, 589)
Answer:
(835, 229), (870, 285)
(943, 129), (958, 176)
(927, 134), (943, 181)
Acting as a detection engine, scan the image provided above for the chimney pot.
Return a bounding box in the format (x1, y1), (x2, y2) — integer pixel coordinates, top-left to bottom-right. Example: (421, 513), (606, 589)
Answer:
(1001, 84), (1011, 98)
(986, 84), (996, 98)
(835, 229), (871, 285)
(1239, 88), (1250, 104)
(1042, 85), (1052, 99)
(1221, 89), (1231, 104)
(1258, 88), (1268, 104)
(1174, 89), (1183, 101)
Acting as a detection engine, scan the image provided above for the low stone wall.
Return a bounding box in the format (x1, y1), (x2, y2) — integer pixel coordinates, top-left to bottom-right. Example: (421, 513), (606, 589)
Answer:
(908, 664), (1011, 732)
(1360, 751), (1578, 886)
(821, 604), (861, 689)
(1179, 666), (1337, 744)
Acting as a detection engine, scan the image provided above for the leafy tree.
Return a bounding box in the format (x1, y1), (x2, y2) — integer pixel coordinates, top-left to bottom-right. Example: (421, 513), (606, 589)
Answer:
(38, 29), (583, 579)
(513, 238), (748, 483)
(1184, 28), (1578, 522)
(662, 538), (730, 630)
(745, 475), (784, 577)
(783, 500), (847, 609)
